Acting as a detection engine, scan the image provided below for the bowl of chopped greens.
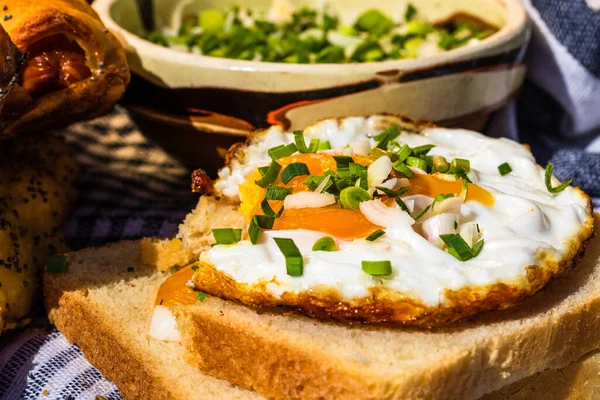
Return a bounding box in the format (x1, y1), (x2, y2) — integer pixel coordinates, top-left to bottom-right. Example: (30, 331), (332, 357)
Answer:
(93, 0), (529, 171)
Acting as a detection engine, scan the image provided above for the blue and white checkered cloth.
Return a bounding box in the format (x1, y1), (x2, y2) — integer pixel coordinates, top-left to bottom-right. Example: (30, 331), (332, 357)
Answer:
(2, 1), (600, 397)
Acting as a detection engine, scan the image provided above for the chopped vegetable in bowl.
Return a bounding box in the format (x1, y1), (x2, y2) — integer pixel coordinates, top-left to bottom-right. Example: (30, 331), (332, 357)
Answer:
(145, 0), (497, 63)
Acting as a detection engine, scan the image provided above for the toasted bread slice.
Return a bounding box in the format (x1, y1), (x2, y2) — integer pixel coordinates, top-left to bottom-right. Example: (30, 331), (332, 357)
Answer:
(45, 227), (600, 400)
(44, 241), (259, 400)
(173, 214), (600, 400)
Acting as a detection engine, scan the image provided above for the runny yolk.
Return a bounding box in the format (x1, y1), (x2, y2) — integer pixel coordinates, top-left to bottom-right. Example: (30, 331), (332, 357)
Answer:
(154, 265), (196, 307)
(238, 152), (494, 241)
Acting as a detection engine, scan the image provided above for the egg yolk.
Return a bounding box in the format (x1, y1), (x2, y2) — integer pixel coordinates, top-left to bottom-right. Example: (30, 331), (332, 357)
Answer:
(238, 152), (493, 241)
(154, 265), (196, 307)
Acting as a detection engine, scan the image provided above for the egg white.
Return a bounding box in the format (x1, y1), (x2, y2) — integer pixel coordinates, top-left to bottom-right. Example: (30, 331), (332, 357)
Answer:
(209, 116), (591, 307)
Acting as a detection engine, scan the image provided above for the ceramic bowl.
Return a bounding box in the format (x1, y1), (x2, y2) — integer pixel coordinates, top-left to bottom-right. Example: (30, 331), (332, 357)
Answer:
(93, 0), (529, 172)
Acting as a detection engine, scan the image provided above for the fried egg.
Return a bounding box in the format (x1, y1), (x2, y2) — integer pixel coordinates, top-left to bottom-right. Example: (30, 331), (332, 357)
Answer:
(154, 115), (594, 330)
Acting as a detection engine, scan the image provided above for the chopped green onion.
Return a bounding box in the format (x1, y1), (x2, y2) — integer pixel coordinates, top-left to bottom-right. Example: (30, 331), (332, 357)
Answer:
(258, 166), (269, 177)
(339, 186), (371, 210)
(375, 185), (411, 197)
(374, 125), (401, 149)
(544, 163), (573, 194)
(248, 215), (275, 244)
(392, 161), (414, 178)
(405, 3), (417, 21)
(317, 140), (331, 150)
(268, 143), (298, 160)
(366, 229), (386, 241)
(211, 228), (242, 244)
(312, 236), (337, 251)
(265, 186), (292, 200)
(450, 158), (470, 173)
(412, 144), (435, 155)
(304, 175), (333, 192)
(273, 237), (304, 276)
(255, 161), (282, 188)
(451, 167), (473, 184)
(334, 176), (354, 191)
(413, 205), (431, 220)
(396, 144), (412, 163)
(197, 291), (209, 302)
(358, 170), (369, 190)
(406, 156), (428, 172)
(368, 148), (398, 161)
(439, 234), (485, 261)
(293, 130), (320, 153)
(280, 163), (310, 184)
(46, 255), (69, 273)
(433, 156), (449, 173)
(498, 162), (512, 176)
(261, 198), (284, 217)
(434, 193), (454, 203)
(395, 197), (410, 213)
(460, 179), (469, 200)
(333, 155), (354, 178)
(361, 260), (392, 276)
(349, 162), (366, 176)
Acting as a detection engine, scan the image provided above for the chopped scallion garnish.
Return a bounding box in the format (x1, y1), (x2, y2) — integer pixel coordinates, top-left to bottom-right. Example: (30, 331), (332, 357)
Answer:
(339, 186), (371, 210)
(392, 161), (414, 178)
(46, 255), (69, 273)
(450, 158), (470, 173)
(261, 198), (284, 217)
(439, 233), (485, 261)
(544, 163), (573, 194)
(197, 291), (209, 302)
(374, 125), (401, 150)
(280, 162), (310, 184)
(433, 156), (449, 173)
(248, 215), (275, 244)
(293, 130), (320, 153)
(413, 205), (431, 220)
(396, 144), (412, 163)
(258, 166), (269, 177)
(366, 229), (386, 241)
(411, 144), (435, 155)
(361, 260), (392, 276)
(406, 156), (428, 172)
(333, 155), (354, 178)
(268, 143), (298, 160)
(317, 140), (331, 150)
(312, 236), (337, 251)
(375, 185), (411, 198)
(273, 237), (304, 276)
(211, 228), (242, 244)
(255, 161), (282, 188)
(396, 197), (410, 213)
(498, 162), (512, 176)
(265, 186), (292, 200)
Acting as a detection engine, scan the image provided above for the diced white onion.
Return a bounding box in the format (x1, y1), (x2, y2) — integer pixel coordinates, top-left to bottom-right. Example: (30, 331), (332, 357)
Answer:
(284, 192), (336, 209)
(459, 221), (481, 247)
(421, 213), (459, 248)
(343, 147), (354, 156)
(376, 178), (397, 195)
(350, 139), (371, 156)
(403, 195), (434, 215)
(368, 156), (392, 189)
(360, 199), (414, 228)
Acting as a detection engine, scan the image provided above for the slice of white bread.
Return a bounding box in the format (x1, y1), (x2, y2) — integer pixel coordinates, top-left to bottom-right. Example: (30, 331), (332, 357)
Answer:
(173, 214), (600, 400)
(44, 218), (600, 400)
(43, 241), (260, 400)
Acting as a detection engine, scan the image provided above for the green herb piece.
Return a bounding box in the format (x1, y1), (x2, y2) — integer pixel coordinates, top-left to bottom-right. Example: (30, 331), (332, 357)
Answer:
(405, 3), (417, 21)
(248, 215), (275, 244)
(362, 260), (392, 276)
(451, 167), (473, 184)
(406, 156), (428, 172)
(333, 155), (354, 178)
(46, 255), (69, 273)
(258, 166), (269, 177)
(354, 9), (394, 36)
(498, 162), (512, 176)
(198, 9), (225, 33)
(339, 186), (371, 210)
(197, 291), (209, 302)
(392, 161), (415, 178)
(315, 45), (345, 63)
(471, 239), (485, 257)
(406, 20), (432, 36)
(273, 237), (304, 276)
(395, 197), (410, 213)
(255, 161), (282, 188)
(312, 236), (337, 251)
(281, 163), (310, 184)
(261, 198), (284, 217)
(413, 205), (431, 220)
(293, 130), (320, 153)
(349, 162), (367, 176)
(433, 193), (454, 203)
(211, 228), (242, 245)
(317, 140), (331, 150)
(412, 144), (435, 155)
(268, 143), (298, 160)
(191, 265), (199, 271)
(439, 234), (485, 261)
(450, 158), (470, 173)
(375, 185), (411, 198)
(265, 186), (292, 200)
(304, 175), (333, 192)
(374, 125), (401, 150)
(350, 39), (385, 62)
(366, 229), (386, 241)
(433, 155), (449, 173)
(544, 163), (573, 194)
(396, 144), (412, 163)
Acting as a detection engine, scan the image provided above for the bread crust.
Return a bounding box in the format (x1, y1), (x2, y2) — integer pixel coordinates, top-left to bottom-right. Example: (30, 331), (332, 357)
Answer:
(0, 0), (130, 137)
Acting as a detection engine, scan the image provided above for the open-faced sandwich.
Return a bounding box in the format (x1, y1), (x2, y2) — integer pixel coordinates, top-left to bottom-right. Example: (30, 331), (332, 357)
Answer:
(45, 115), (600, 400)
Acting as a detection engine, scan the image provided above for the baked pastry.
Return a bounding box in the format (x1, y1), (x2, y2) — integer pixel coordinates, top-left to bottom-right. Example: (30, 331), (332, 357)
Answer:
(0, 0), (130, 137)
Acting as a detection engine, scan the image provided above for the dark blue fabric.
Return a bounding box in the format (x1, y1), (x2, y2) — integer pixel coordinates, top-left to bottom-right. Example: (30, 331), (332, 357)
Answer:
(531, 0), (600, 77)
(549, 149), (600, 198)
